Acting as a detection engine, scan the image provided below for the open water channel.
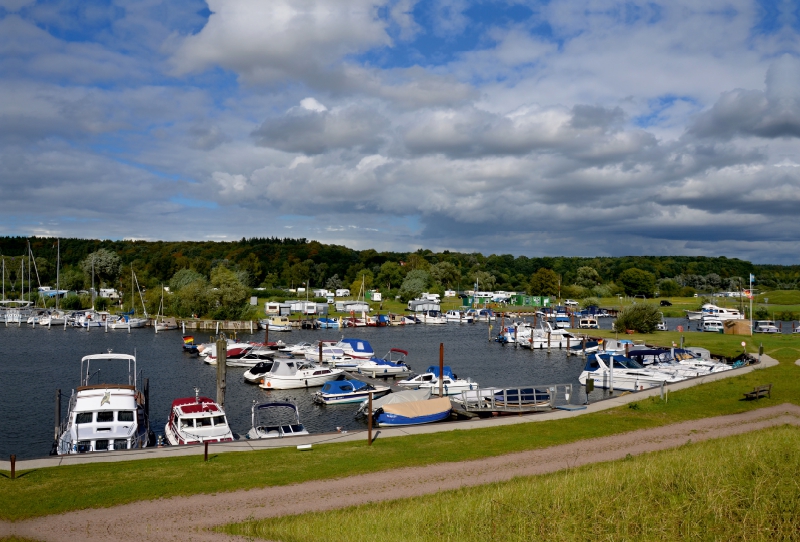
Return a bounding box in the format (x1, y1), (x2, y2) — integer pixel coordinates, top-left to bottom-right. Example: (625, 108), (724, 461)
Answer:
(0, 314), (761, 459)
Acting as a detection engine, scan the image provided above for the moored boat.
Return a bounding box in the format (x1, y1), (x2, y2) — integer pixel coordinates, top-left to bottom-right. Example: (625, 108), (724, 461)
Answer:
(258, 359), (343, 390)
(245, 402), (309, 439)
(53, 352), (153, 455)
(164, 389), (234, 445)
(313, 378), (391, 405)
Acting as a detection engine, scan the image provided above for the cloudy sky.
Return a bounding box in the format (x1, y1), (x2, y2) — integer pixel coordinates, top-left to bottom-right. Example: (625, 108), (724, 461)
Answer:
(2, 0), (799, 262)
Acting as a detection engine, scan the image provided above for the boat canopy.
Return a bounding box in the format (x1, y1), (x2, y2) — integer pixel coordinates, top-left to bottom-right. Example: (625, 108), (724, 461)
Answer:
(371, 388), (431, 410)
(339, 338), (373, 354)
(423, 366), (455, 379)
(381, 396), (451, 418)
(267, 360), (299, 376)
(320, 379), (370, 394)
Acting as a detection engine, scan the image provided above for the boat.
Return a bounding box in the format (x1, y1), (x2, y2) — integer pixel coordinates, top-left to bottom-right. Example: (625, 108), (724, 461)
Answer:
(685, 304), (744, 321)
(578, 317), (598, 329)
(754, 320), (780, 333)
(182, 335), (199, 353)
(388, 313), (408, 326)
(163, 388), (234, 446)
(445, 309), (473, 323)
(303, 344), (350, 363)
(566, 339), (602, 356)
(373, 396), (452, 427)
(418, 310), (447, 324)
(154, 286), (178, 331)
(701, 317), (724, 333)
(110, 269), (149, 329)
(313, 377), (391, 405)
(366, 314), (390, 327)
(265, 316), (292, 331)
(245, 402), (309, 439)
(578, 353), (683, 391)
(396, 366), (478, 396)
(317, 317), (340, 328)
(278, 341), (315, 354)
(243, 360), (275, 384)
(465, 308), (495, 322)
(357, 348), (411, 377)
(517, 321), (583, 349)
(258, 359), (344, 390)
(202, 339), (256, 363)
(335, 338), (375, 359)
(627, 348), (733, 378)
(217, 348), (275, 368)
(53, 352), (153, 455)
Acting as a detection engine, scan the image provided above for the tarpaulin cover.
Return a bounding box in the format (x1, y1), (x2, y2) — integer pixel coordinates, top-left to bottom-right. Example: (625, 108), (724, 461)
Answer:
(381, 396), (451, 418)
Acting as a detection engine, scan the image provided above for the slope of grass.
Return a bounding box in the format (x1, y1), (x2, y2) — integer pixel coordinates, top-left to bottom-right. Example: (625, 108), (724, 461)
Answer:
(1, 334), (797, 521)
(223, 426), (800, 542)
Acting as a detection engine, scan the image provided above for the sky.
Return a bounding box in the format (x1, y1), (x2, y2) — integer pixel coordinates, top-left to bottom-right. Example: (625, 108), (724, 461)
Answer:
(1, 0), (799, 263)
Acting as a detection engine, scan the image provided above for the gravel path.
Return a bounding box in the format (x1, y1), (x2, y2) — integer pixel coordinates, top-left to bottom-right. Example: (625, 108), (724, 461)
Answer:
(3, 403), (799, 542)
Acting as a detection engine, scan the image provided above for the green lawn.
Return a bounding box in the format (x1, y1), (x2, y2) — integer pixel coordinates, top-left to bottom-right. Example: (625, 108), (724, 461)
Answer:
(222, 425), (800, 542)
(1, 334), (798, 522)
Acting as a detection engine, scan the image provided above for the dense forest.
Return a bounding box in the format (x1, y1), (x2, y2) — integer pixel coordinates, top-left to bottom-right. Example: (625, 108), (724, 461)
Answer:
(1, 236), (798, 317)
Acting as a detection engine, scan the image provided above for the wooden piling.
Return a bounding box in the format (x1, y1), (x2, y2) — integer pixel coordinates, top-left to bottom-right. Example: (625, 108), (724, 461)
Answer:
(10, 455), (15, 480)
(216, 338), (227, 408)
(367, 392), (373, 446)
(439, 343), (444, 398)
(54, 389), (61, 440)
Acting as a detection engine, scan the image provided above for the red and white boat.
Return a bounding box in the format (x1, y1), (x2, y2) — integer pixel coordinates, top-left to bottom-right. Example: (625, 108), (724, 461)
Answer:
(164, 389), (234, 446)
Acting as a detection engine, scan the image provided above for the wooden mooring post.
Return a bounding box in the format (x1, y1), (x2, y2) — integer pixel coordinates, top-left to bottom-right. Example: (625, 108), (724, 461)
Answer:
(10, 455), (15, 479)
(216, 338), (227, 408)
(439, 343), (444, 397)
(367, 392), (373, 446)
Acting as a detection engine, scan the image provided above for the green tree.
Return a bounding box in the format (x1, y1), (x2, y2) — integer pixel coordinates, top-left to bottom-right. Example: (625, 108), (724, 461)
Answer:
(209, 266), (249, 319)
(618, 268), (656, 297)
(399, 269), (431, 302)
(529, 268), (559, 296)
(657, 279), (680, 297)
(171, 278), (210, 317)
(169, 269), (205, 292)
(472, 270), (496, 291)
(375, 262), (405, 290)
(431, 261), (461, 289)
(613, 303), (662, 333)
(59, 268), (85, 291)
(325, 274), (343, 290)
(80, 249), (122, 286)
(575, 266), (601, 288)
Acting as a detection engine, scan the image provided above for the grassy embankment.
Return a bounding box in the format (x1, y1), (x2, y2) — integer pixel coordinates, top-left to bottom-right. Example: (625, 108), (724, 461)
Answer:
(1, 333), (798, 522)
(222, 425), (800, 542)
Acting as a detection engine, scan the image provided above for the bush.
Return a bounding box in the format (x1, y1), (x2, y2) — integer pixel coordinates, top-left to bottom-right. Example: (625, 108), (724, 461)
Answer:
(613, 303), (662, 333)
(679, 286), (696, 297)
(581, 297), (600, 309)
(755, 306), (769, 320)
(776, 310), (796, 321)
(60, 295), (84, 310)
(95, 297), (111, 311)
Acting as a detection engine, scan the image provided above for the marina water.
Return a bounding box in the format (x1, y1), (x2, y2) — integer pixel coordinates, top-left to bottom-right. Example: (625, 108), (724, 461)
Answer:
(0, 316), (715, 459)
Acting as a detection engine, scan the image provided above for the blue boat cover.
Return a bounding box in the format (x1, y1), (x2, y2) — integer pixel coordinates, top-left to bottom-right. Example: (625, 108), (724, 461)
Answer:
(424, 366), (455, 379)
(320, 379), (369, 394)
(340, 338), (373, 354)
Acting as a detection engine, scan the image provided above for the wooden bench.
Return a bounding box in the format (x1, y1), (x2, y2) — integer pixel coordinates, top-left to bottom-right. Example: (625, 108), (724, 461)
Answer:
(743, 384), (772, 400)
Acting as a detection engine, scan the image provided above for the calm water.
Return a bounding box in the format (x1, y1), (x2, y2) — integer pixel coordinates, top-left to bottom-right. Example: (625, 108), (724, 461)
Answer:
(0, 314), (777, 459)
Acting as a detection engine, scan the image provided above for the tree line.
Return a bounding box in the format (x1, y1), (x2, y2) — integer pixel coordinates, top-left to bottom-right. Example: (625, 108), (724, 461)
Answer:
(1, 236), (796, 317)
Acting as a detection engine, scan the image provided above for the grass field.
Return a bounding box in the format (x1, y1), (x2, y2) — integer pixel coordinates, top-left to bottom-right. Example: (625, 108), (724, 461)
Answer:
(222, 425), (800, 542)
(1, 333), (798, 522)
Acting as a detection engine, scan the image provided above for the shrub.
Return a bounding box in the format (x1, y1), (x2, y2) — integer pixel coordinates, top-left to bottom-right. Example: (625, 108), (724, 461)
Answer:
(613, 303), (662, 333)
(60, 295), (84, 310)
(755, 306), (769, 320)
(776, 310), (796, 321)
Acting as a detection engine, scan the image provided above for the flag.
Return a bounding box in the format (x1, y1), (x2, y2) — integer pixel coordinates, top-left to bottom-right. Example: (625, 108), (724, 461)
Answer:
(749, 273), (755, 282)
(182, 335), (194, 345)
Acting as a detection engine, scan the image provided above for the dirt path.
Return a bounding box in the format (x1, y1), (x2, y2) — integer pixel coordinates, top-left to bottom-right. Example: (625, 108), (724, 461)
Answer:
(3, 403), (799, 542)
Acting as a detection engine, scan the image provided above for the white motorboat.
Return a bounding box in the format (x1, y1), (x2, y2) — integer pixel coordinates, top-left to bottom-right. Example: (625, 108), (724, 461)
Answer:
(258, 315), (293, 331)
(278, 341), (315, 354)
(54, 352), (153, 455)
(578, 353), (683, 391)
(445, 309), (473, 323)
(685, 304), (744, 321)
(357, 348), (411, 377)
(313, 378), (391, 405)
(578, 317), (598, 329)
(627, 348), (732, 378)
(258, 359), (343, 390)
(701, 317), (724, 333)
(397, 366), (478, 396)
(213, 348), (275, 368)
(418, 310), (447, 324)
(335, 338), (375, 359)
(517, 321), (583, 349)
(164, 388), (234, 446)
(243, 361), (275, 384)
(245, 402), (309, 439)
(465, 308), (495, 322)
(754, 320), (780, 333)
(154, 316), (178, 332)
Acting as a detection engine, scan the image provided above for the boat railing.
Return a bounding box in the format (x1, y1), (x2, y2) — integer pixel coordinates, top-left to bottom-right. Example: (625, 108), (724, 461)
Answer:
(457, 383), (574, 413)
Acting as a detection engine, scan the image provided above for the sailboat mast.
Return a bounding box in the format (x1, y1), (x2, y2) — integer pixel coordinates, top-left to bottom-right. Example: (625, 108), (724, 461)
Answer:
(91, 257), (95, 310)
(56, 239), (60, 310)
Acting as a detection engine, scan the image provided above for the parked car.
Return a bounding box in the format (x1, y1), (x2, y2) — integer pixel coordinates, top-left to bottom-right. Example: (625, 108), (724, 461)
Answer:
(660, 300), (673, 306)
(564, 299), (579, 307)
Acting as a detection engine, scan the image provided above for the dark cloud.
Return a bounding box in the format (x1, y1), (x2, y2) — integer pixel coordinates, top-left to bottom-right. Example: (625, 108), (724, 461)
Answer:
(569, 105), (624, 130)
(689, 55), (800, 140)
(252, 104), (390, 155)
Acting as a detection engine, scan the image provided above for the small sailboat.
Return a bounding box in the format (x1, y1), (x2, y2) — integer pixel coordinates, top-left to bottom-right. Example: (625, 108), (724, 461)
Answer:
(154, 285), (178, 332)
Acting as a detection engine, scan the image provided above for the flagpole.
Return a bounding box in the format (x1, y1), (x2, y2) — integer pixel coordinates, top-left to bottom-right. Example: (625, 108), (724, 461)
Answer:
(749, 274), (753, 336)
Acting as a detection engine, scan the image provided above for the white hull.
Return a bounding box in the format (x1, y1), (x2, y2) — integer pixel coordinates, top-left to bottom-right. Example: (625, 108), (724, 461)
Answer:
(259, 372), (343, 389)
